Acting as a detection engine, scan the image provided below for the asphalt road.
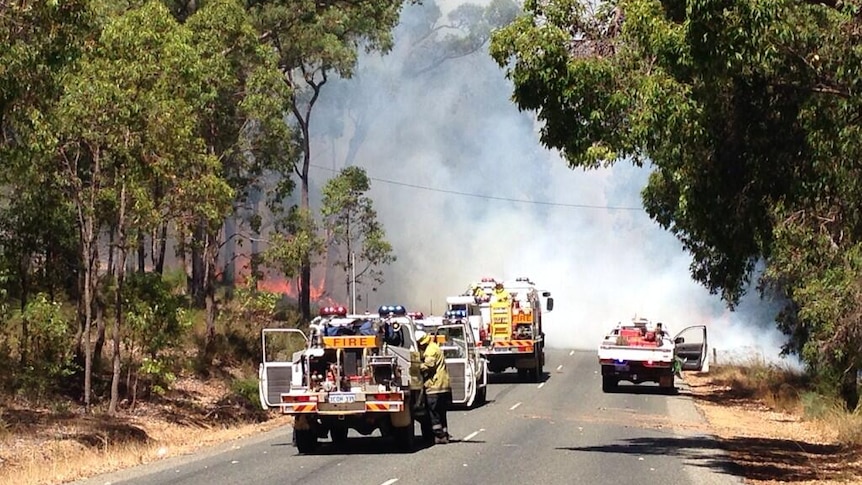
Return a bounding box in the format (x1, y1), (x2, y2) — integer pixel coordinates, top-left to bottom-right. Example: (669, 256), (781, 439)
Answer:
(74, 349), (741, 485)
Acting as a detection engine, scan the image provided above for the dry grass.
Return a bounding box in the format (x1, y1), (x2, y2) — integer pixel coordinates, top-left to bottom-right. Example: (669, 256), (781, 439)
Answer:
(686, 361), (862, 485)
(0, 376), (292, 485)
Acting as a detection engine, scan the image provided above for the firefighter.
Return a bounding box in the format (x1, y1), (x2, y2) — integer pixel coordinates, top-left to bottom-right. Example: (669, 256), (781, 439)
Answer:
(491, 282), (509, 303)
(415, 330), (452, 444)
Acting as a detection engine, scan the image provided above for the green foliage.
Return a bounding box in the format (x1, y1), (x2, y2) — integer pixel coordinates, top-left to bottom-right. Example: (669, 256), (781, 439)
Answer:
(264, 208), (324, 281)
(230, 376), (261, 409)
(17, 293), (76, 398)
(321, 166), (395, 295)
(139, 357), (176, 396)
(491, 0), (862, 407)
(123, 272), (190, 359)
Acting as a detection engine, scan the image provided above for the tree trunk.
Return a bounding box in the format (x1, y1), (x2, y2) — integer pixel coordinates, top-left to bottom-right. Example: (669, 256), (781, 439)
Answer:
(191, 223), (205, 305)
(93, 295), (106, 369)
(203, 228), (220, 364)
(81, 226), (95, 409)
(841, 364), (860, 411)
(154, 222), (167, 275)
(299, 125), (312, 322)
(107, 225), (115, 277)
(109, 181), (127, 416)
(137, 229), (145, 273)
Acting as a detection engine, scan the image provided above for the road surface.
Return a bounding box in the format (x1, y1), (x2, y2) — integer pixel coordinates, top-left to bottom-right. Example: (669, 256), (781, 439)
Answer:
(74, 349), (740, 485)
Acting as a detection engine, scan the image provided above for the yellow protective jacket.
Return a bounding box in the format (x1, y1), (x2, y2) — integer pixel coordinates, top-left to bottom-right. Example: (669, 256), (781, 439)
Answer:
(420, 341), (451, 394)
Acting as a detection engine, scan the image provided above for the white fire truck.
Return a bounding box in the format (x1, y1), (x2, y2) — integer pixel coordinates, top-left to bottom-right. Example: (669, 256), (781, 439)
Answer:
(446, 276), (554, 382)
(258, 305), (432, 453)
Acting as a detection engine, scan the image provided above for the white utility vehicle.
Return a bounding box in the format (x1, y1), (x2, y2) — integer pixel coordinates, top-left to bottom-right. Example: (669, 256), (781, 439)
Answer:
(597, 317), (707, 393)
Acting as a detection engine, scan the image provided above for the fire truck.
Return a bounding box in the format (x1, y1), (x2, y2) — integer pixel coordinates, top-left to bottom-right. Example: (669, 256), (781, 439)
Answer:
(447, 277), (554, 382)
(258, 304), (431, 454)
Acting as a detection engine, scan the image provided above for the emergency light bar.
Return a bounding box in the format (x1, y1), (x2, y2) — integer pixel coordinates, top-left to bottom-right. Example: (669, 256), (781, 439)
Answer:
(445, 309), (467, 319)
(378, 305), (407, 316)
(319, 305), (348, 317)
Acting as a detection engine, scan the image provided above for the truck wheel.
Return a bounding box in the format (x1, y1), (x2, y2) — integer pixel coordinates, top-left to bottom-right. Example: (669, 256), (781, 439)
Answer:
(295, 429), (318, 454)
(602, 376), (618, 393)
(534, 362), (543, 383)
(475, 385), (487, 407)
(393, 423), (415, 451)
(659, 375), (675, 394)
(329, 426), (348, 446)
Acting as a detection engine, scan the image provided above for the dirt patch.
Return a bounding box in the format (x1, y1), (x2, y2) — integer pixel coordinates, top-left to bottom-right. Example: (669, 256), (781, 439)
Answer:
(685, 372), (862, 484)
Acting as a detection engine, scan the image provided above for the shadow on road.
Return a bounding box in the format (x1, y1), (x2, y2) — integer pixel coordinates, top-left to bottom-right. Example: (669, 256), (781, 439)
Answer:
(557, 435), (861, 482)
(487, 371), (549, 385)
(604, 383), (681, 396)
(272, 435), (437, 456)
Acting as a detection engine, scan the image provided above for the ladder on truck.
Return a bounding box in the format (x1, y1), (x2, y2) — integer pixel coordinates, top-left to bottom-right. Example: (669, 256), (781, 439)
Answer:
(489, 300), (511, 340)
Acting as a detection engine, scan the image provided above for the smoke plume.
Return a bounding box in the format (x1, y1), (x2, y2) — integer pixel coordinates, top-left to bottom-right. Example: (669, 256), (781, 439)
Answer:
(308, 0), (793, 364)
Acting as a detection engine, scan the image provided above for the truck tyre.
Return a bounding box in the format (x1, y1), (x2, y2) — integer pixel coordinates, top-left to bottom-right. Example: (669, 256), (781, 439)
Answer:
(659, 375), (675, 394)
(602, 376), (618, 393)
(329, 426), (348, 446)
(393, 423), (415, 451)
(295, 429), (318, 454)
(534, 362), (543, 383)
(475, 385), (487, 407)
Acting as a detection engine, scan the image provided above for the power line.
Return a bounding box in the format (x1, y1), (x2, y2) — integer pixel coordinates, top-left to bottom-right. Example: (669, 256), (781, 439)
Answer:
(309, 163), (643, 211)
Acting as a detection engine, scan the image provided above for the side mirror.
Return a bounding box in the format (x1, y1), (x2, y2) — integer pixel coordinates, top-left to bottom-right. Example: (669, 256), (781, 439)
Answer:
(542, 291), (551, 298)
(674, 337), (685, 344)
(546, 297), (554, 312)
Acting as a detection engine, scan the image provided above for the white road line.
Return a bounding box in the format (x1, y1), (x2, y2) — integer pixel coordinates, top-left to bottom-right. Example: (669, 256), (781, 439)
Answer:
(463, 428), (485, 441)
(509, 402), (522, 411)
(380, 479), (399, 485)
(569, 350), (575, 356)
(537, 382), (546, 389)
(556, 364), (564, 371)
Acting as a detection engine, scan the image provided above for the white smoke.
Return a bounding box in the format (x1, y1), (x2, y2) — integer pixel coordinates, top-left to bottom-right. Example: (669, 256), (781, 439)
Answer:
(308, 0), (795, 365)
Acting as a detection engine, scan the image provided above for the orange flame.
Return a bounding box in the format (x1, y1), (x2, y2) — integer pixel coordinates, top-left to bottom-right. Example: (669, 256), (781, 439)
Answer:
(231, 252), (333, 304)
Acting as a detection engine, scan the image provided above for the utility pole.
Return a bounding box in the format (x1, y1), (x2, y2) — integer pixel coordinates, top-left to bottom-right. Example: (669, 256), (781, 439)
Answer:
(350, 251), (356, 314)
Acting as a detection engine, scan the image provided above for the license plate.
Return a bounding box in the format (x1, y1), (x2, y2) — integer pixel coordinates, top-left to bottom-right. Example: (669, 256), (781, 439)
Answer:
(614, 364), (630, 372)
(328, 393), (356, 404)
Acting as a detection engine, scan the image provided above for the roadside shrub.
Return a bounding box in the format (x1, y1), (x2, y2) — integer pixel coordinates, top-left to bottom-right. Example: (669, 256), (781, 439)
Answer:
(17, 293), (76, 399)
(230, 377), (261, 409)
(123, 272), (191, 400)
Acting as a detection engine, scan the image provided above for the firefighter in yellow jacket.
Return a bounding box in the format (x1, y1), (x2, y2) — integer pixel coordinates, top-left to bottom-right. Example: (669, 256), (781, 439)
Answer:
(491, 282), (509, 303)
(415, 330), (452, 444)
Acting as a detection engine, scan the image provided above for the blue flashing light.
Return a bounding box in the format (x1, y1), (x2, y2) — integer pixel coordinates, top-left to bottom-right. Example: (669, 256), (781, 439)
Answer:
(445, 309), (467, 319)
(378, 304), (407, 316)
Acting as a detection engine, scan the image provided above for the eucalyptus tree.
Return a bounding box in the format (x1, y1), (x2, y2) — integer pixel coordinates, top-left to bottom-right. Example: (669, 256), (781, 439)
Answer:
(248, 0), (407, 321)
(321, 166), (394, 307)
(185, 0), (291, 351)
(490, 0), (862, 407)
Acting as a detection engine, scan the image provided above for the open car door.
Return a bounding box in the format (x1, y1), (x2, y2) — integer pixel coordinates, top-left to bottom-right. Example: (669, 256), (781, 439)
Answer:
(433, 324), (476, 407)
(673, 325), (708, 371)
(259, 328), (307, 409)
